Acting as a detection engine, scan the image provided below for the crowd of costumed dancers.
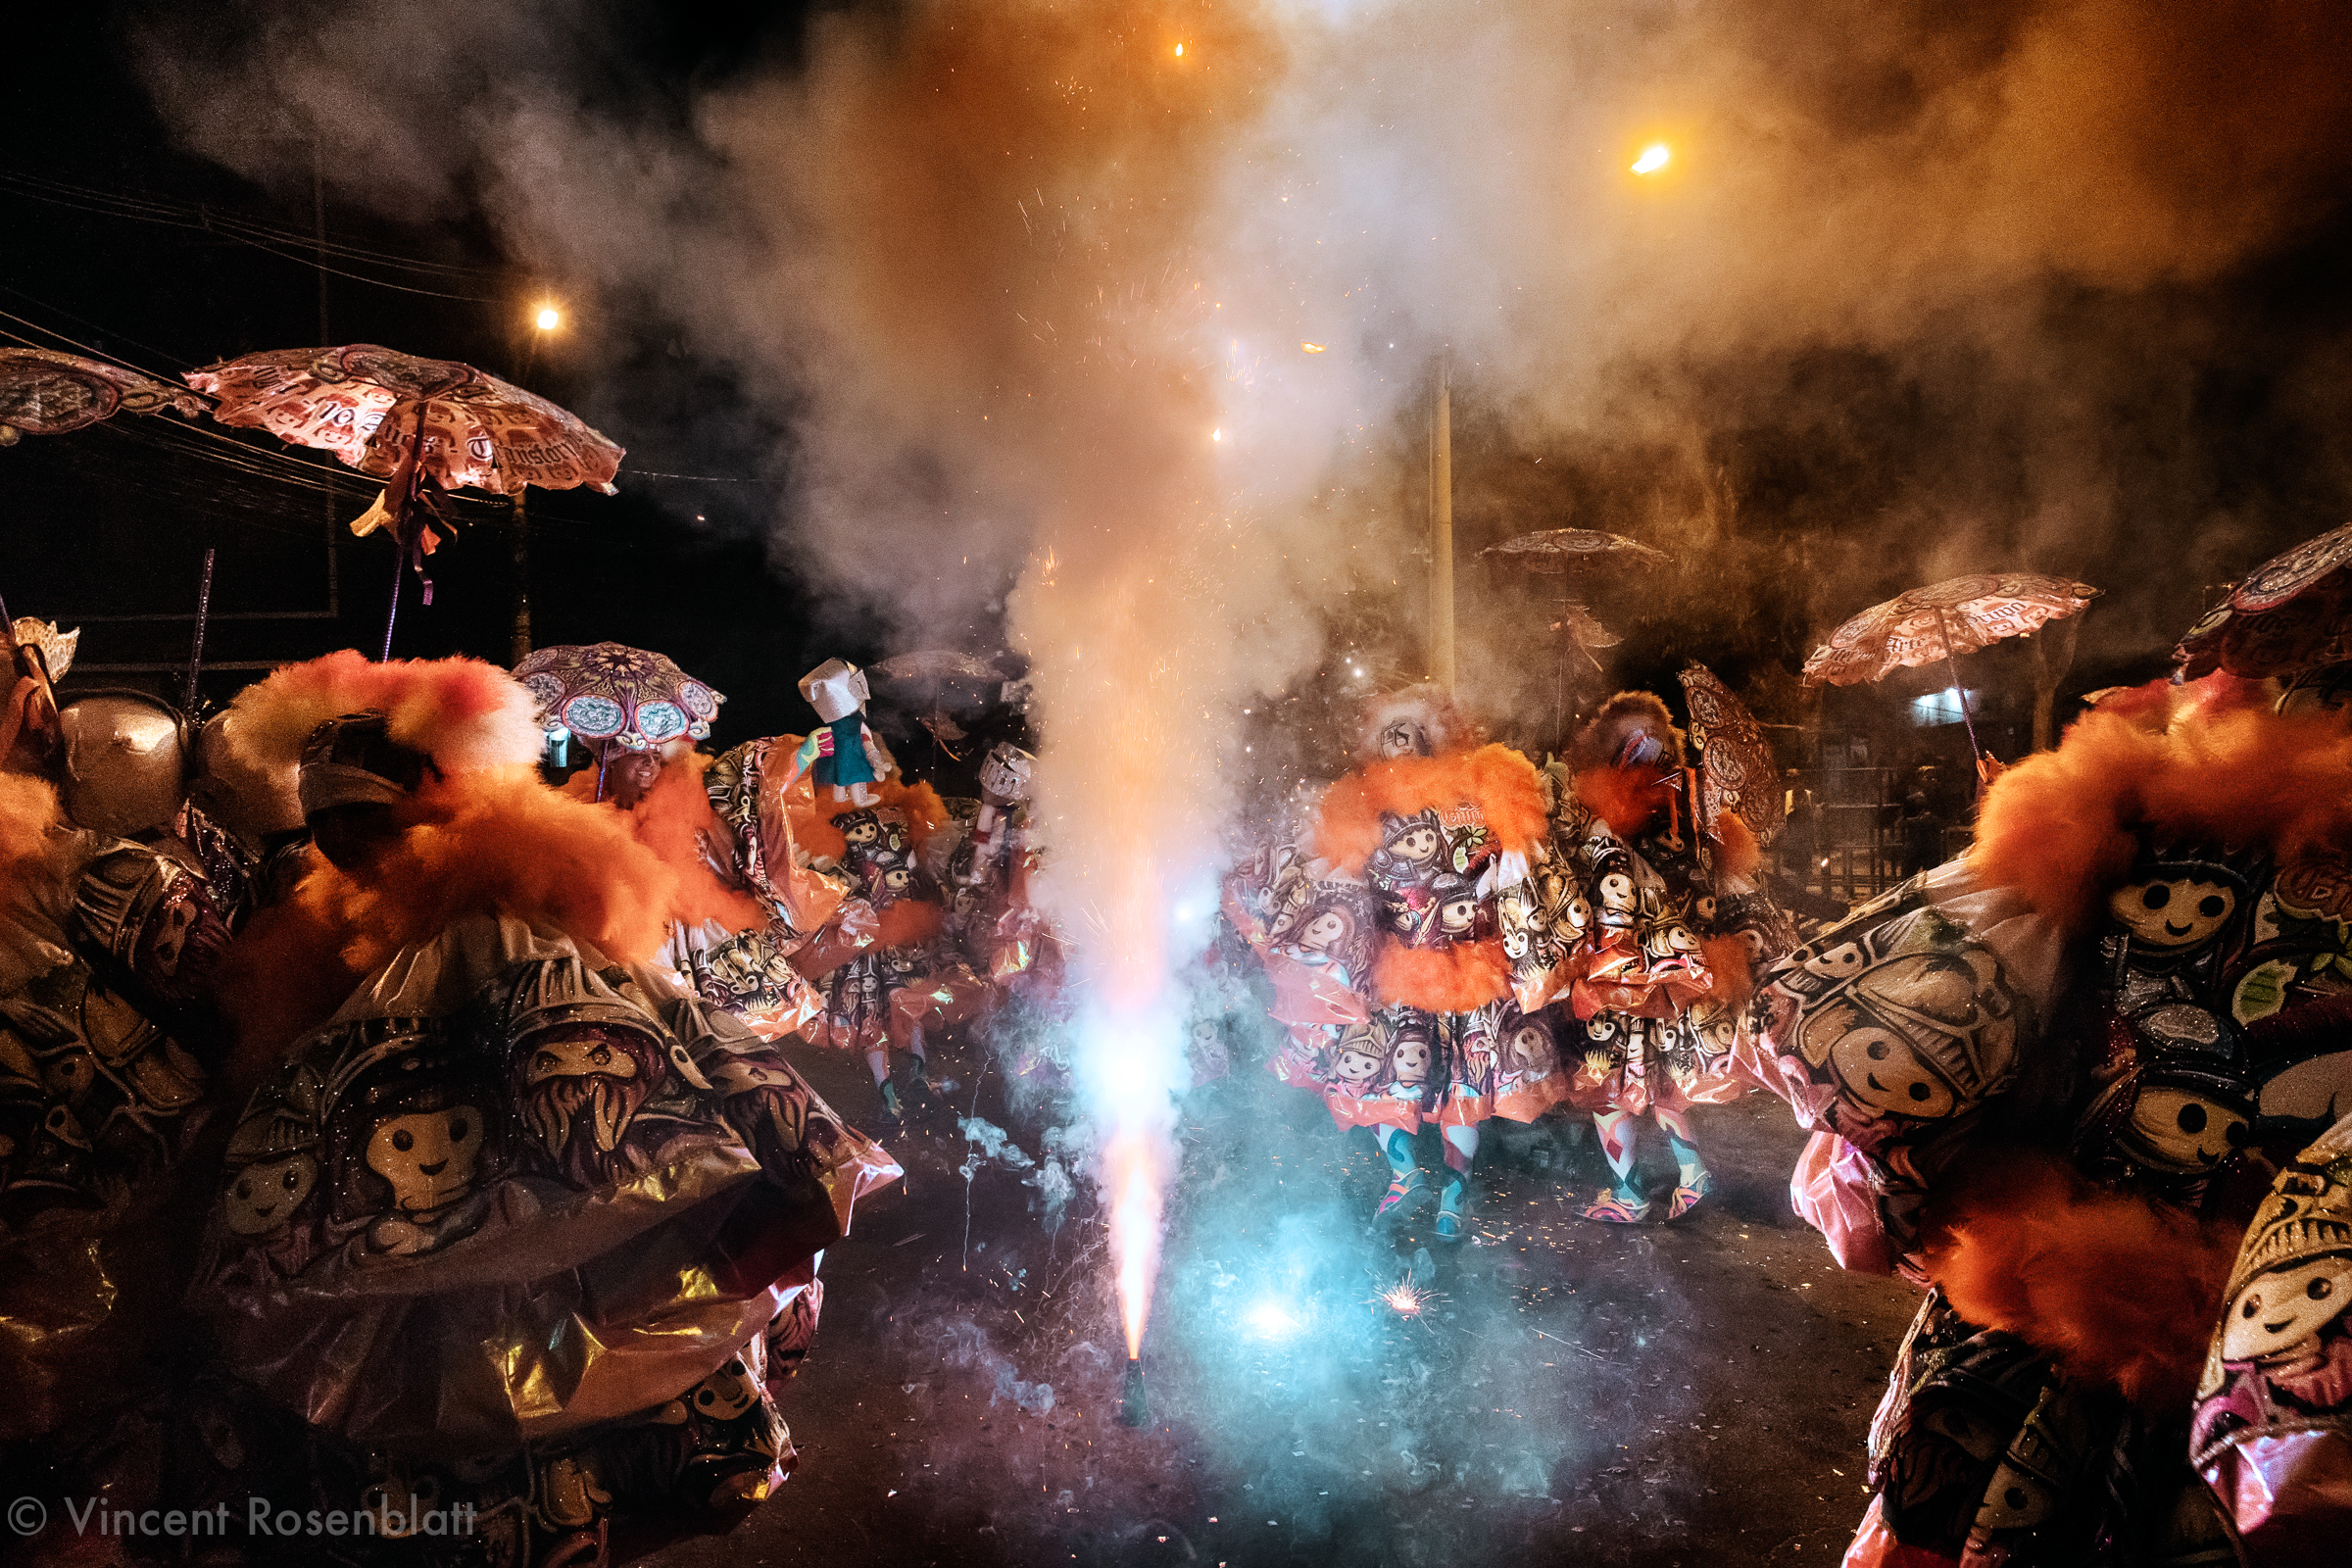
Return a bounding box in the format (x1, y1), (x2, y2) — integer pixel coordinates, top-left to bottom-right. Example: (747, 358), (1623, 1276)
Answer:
(1223, 685), (1792, 1236)
(7, 610), (2352, 1565)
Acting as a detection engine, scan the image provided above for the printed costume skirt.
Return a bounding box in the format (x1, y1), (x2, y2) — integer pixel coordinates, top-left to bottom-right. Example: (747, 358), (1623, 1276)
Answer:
(802, 946), (990, 1056)
(148, 1293), (821, 1568)
(667, 915), (828, 1042)
(188, 913), (900, 1459)
(1842, 1290), (2228, 1568)
(1560, 1002), (1747, 1118)
(1268, 1000), (1573, 1134)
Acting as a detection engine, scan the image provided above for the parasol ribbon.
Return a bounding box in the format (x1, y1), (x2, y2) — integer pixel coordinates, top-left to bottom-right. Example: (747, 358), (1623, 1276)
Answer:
(372, 403), (431, 662)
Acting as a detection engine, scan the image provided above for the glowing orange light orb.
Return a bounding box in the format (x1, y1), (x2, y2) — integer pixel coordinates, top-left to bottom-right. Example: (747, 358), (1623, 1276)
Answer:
(1631, 143), (1670, 175)
(534, 306), (562, 330)
(1173, 43), (1184, 58)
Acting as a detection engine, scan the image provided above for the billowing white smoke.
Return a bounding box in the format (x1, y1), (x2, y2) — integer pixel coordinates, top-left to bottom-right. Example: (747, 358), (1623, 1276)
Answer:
(137, 0), (2352, 1347)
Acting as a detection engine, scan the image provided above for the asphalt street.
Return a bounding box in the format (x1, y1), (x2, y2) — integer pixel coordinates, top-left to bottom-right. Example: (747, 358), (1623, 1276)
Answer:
(644, 1022), (1919, 1568)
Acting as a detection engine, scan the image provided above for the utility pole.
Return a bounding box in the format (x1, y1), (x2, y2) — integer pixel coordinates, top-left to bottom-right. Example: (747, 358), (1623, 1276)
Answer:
(510, 491), (531, 664)
(1429, 358), (1455, 691)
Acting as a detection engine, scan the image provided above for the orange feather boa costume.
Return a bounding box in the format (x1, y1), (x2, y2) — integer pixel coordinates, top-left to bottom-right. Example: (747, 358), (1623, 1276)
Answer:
(216, 765), (711, 1098)
(562, 752), (767, 933)
(209, 653), (736, 1098)
(1908, 675), (2352, 1408)
(1970, 674), (2352, 938)
(1314, 744), (1548, 1013)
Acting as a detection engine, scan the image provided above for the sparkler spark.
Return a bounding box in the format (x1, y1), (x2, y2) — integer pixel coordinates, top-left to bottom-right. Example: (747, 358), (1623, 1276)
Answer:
(1108, 1134), (1164, 1357)
(1631, 143), (1671, 175)
(1374, 1269), (1444, 1319)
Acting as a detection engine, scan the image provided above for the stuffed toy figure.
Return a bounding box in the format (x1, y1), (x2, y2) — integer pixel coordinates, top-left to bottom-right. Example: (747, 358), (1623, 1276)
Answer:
(799, 659), (890, 807)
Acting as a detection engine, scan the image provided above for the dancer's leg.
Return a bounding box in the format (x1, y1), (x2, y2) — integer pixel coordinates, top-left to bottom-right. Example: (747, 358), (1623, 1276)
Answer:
(1594, 1109), (1641, 1201)
(866, 1046), (903, 1124)
(1577, 1108), (1651, 1221)
(1657, 1104), (1711, 1216)
(1374, 1125), (1423, 1218)
(1436, 1122), (1479, 1239)
(904, 1022), (932, 1091)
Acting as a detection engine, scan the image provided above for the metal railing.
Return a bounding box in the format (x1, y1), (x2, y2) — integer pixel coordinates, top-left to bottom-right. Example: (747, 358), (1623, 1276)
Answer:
(1771, 766), (1976, 905)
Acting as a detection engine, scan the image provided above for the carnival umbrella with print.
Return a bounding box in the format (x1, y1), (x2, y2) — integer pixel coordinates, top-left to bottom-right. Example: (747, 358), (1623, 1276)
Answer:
(1678, 662), (1786, 847)
(514, 641), (725, 795)
(2175, 519), (2352, 681)
(185, 344), (623, 660)
(1802, 572), (2100, 765)
(1480, 528), (1672, 750)
(0, 347), (208, 445)
(870, 648), (1004, 760)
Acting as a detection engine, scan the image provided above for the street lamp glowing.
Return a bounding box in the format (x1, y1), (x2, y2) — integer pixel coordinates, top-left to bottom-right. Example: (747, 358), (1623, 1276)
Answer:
(534, 306), (562, 331)
(1631, 143), (1671, 175)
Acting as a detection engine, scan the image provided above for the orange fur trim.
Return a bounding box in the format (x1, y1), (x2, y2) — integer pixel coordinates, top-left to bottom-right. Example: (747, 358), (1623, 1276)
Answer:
(220, 650), (543, 775)
(217, 764), (687, 1096)
(1920, 1148), (2238, 1412)
(874, 898), (946, 949)
(791, 769), (949, 864)
(1710, 812), (1761, 879)
(1697, 933), (1756, 1010)
(1314, 745), (1546, 875)
(1372, 938), (1510, 1012)
(0, 774), (76, 990)
(1571, 764), (1679, 840)
(564, 754), (765, 933)
(1973, 702), (2352, 936)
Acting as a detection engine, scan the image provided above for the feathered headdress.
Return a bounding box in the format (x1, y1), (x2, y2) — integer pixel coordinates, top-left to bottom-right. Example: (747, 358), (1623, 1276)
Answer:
(1354, 684), (1475, 762)
(8, 618), (78, 680)
(1568, 691), (1685, 774)
(218, 650), (544, 779)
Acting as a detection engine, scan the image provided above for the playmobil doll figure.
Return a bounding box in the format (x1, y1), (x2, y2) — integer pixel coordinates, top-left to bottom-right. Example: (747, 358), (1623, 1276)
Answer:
(524, 644), (834, 1046)
(800, 658), (891, 807)
(1750, 671), (2352, 1567)
(177, 653), (898, 1553)
(1307, 685), (1565, 1239)
(0, 619), (242, 1457)
(1547, 691), (1774, 1224)
(2192, 1111), (2352, 1560)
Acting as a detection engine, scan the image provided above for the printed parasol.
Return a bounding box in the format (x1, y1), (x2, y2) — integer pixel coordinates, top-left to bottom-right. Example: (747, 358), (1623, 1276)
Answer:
(186, 344), (624, 659)
(1483, 528), (1669, 750)
(1804, 572), (2100, 762)
(0, 348), (206, 445)
(2175, 520), (2352, 679)
(1678, 663), (1784, 846)
(514, 642), (724, 768)
(1481, 529), (1672, 574)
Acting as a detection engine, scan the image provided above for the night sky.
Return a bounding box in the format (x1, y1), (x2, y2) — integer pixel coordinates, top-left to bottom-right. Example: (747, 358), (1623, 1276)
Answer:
(8, 2), (2352, 776)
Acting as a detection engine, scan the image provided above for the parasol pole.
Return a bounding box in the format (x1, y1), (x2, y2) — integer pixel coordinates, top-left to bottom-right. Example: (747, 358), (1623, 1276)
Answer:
(182, 547), (215, 711)
(509, 489), (532, 663)
(1429, 358), (1455, 691)
(1556, 577), (1567, 755)
(1933, 608), (1984, 765)
(380, 535), (405, 662)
